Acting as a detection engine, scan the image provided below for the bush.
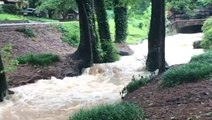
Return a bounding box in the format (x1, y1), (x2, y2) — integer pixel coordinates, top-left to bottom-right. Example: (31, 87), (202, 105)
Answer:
(1, 4), (18, 14)
(201, 27), (212, 49)
(126, 77), (150, 93)
(70, 102), (145, 120)
(16, 28), (36, 37)
(161, 62), (212, 88)
(17, 53), (59, 66)
(202, 17), (212, 32)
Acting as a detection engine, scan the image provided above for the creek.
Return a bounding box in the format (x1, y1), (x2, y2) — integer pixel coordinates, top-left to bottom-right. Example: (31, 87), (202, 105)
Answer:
(0, 33), (204, 120)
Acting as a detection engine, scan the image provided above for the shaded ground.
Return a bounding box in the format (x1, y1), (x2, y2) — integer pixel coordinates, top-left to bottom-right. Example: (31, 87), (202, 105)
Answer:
(0, 26), (78, 87)
(0, 26), (132, 87)
(124, 76), (212, 120)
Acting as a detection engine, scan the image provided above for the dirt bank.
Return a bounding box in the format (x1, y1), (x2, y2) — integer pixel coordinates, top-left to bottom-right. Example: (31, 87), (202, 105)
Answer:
(124, 76), (212, 120)
(0, 25), (132, 87)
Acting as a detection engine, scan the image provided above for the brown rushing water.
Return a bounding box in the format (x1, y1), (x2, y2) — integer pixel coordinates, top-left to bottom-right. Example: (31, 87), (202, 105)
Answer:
(0, 33), (204, 120)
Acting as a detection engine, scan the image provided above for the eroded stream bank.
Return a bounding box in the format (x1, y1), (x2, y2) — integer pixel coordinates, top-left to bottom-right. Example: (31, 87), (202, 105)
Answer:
(0, 33), (204, 120)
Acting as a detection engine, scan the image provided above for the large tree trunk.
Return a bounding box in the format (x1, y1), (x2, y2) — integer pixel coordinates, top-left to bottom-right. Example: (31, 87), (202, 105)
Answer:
(158, 0), (166, 74)
(94, 0), (119, 62)
(74, 0), (93, 68)
(113, 0), (128, 43)
(0, 54), (8, 102)
(146, 0), (165, 73)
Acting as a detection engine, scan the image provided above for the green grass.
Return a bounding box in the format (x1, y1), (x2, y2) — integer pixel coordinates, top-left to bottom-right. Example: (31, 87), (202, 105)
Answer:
(126, 77), (150, 93)
(17, 53), (59, 66)
(161, 51), (212, 88)
(109, 16), (149, 44)
(56, 22), (80, 46)
(0, 10), (150, 45)
(0, 13), (23, 21)
(190, 51), (212, 64)
(70, 102), (145, 120)
(0, 13), (59, 22)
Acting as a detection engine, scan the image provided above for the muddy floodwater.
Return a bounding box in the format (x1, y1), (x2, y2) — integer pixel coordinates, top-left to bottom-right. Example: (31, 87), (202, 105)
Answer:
(0, 33), (204, 120)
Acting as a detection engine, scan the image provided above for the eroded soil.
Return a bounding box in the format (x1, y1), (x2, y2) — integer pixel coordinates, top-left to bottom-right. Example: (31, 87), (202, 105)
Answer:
(0, 26), (77, 87)
(124, 77), (212, 120)
(0, 25), (132, 87)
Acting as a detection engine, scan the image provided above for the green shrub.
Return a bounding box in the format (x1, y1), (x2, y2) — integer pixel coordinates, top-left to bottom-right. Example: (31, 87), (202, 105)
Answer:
(16, 28), (36, 37)
(17, 53), (59, 66)
(190, 51), (212, 64)
(1, 4), (18, 14)
(161, 62), (212, 88)
(201, 27), (212, 49)
(101, 41), (120, 62)
(126, 77), (150, 93)
(202, 17), (212, 32)
(70, 102), (145, 120)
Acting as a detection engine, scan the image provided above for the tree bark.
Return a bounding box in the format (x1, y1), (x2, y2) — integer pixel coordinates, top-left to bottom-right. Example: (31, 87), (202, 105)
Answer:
(74, 0), (93, 68)
(94, 0), (119, 62)
(158, 0), (166, 73)
(94, 0), (111, 41)
(90, 0), (103, 63)
(146, 0), (165, 73)
(0, 54), (8, 102)
(113, 0), (128, 43)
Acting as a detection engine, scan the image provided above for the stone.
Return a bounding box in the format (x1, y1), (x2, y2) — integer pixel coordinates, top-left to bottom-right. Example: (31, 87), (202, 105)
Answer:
(193, 40), (202, 49)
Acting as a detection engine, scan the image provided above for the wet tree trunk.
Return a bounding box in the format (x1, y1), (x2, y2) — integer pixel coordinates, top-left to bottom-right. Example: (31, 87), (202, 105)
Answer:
(94, 0), (119, 62)
(0, 54), (7, 102)
(146, 0), (165, 73)
(113, 0), (128, 43)
(158, 0), (166, 74)
(74, 0), (93, 68)
(90, 0), (103, 63)
(94, 0), (111, 41)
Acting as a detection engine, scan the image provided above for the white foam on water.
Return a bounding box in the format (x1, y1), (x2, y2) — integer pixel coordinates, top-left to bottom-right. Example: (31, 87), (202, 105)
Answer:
(0, 33), (204, 120)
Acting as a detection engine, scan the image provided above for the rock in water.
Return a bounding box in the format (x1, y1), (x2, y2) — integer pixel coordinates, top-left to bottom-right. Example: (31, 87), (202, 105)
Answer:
(193, 40), (202, 49)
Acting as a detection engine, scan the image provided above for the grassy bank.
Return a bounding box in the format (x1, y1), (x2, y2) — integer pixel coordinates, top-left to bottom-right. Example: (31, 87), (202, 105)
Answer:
(0, 13), (59, 22)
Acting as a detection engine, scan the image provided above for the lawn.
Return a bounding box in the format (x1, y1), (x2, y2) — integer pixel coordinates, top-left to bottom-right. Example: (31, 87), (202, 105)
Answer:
(0, 13), (59, 22)
(0, 12), (150, 44)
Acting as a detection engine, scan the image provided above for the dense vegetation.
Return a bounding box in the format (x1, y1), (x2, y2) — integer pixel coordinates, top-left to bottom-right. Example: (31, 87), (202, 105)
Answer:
(201, 17), (212, 49)
(161, 51), (212, 87)
(70, 102), (145, 120)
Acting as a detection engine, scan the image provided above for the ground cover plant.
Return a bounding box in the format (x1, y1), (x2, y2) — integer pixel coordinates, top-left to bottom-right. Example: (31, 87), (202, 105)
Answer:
(70, 102), (145, 120)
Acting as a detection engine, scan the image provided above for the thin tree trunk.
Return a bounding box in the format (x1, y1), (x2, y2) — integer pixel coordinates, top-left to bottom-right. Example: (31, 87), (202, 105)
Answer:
(0, 54), (7, 102)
